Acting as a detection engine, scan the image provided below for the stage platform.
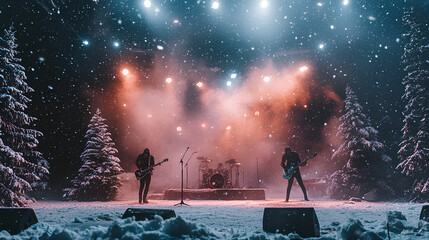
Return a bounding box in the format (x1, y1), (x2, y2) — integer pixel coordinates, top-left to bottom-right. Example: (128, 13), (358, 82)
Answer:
(163, 188), (266, 200)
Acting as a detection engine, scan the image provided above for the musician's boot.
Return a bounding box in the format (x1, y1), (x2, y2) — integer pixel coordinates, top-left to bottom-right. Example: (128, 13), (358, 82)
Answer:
(143, 198), (148, 203)
(138, 196), (142, 204)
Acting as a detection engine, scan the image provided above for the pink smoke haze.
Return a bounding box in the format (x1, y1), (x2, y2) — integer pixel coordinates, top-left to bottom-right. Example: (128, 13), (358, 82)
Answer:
(115, 56), (343, 196)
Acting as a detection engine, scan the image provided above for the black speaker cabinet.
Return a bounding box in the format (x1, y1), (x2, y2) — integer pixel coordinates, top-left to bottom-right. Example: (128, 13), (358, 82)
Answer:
(420, 205), (429, 221)
(0, 208), (38, 235)
(263, 207), (320, 238)
(122, 208), (176, 221)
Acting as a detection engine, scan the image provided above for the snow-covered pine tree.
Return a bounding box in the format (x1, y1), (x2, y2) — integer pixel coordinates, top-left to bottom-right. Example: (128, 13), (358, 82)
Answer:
(397, 6), (429, 202)
(0, 26), (49, 206)
(328, 86), (392, 200)
(64, 109), (123, 201)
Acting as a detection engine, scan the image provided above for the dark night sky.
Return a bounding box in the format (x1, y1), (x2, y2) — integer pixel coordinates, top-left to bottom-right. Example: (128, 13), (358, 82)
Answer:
(0, 0), (419, 190)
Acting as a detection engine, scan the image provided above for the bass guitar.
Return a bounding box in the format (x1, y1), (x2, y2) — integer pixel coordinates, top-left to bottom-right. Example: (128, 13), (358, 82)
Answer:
(135, 158), (168, 180)
(282, 153), (317, 179)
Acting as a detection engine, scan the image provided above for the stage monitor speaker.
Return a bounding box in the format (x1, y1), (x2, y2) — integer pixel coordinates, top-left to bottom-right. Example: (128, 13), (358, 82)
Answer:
(263, 207), (320, 238)
(420, 205), (429, 221)
(0, 208), (38, 235)
(122, 208), (176, 221)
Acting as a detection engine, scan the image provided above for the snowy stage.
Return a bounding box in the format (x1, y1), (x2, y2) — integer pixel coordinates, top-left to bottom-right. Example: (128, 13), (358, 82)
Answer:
(1, 199), (428, 239)
(163, 188), (266, 200)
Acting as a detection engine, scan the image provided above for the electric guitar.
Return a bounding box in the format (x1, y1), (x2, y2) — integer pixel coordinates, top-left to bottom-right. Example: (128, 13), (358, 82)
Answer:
(135, 158), (168, 180)
(282, 153), (317, 179)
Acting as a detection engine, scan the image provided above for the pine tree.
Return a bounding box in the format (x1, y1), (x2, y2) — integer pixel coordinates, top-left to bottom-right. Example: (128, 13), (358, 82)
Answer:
(328, 86), (392, 200)
(0, 26), (49, 206)
(64, 109), (124, 201)
(397, 6), (429, 202)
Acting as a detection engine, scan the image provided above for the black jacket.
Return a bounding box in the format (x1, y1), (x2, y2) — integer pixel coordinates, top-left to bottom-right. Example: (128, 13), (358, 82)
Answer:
(281, 152), (302, 169)
(136, 154), (154, 170)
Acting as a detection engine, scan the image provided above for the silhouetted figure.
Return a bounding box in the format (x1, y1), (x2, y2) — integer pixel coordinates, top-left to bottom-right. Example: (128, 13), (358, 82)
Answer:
(281, 147), (309, 202)
(135, 148), (154, 203)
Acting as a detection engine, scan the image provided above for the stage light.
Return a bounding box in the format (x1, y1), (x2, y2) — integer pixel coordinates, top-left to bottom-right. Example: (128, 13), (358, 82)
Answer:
(317, 2), (323, 7)
(226, 81), (232, 86)
(304, 104), (308, 109)
(343, 0), (349, 6)
(255, 111), (260, 116)
(123, 103), (127, 107)
(196, 82), (203, 88)
(113, 41), (120, 48)
(230, 73), (237, 79)
(202, 123), (206, 128)
(330, 25), (335, 29)
(157, 45), (164, 50)
(260, 0), (268, 8)
(226, 125), (231, 130)
(144, 0), (151, 8)
(263, 76), (271, 83)
(82, 40), (89, 46)
(299, 66), (308, 72)
(319, 44), (324, 49)
(177, 126), (182, 132)
(166, 77), (172, 83)
(122, 68), (130, 76)
(173, 19), (180, 24)
(211, 1), (219, 9)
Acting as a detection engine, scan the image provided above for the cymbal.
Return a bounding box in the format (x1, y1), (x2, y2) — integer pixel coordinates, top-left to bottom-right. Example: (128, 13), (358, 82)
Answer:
(225, 159), (237, 164)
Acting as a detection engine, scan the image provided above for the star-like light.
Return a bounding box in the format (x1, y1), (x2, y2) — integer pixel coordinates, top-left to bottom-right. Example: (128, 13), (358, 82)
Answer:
(211, 1), (219, 9)
(177, 126), (182, 132)
(113, 41), (120, 48)
(196, 82), (203, 88)
(157, 45), (164, 50)
(230, 73), (237, 79)
(343, 0), (349, 6)
(226, 80), (232, 86)
(299, 66), (308, 72)
(260, 0), (268, 8)
(166, 77), (173, 83)
(122, 68), (130, 76)
(226, 125), (231, 130)
(144, 0), (152, 8)
(82, 40), (89, 46)
(319, 44), (325, 49)
(317, 2), (323, 7)
(263, 76), (271, 83)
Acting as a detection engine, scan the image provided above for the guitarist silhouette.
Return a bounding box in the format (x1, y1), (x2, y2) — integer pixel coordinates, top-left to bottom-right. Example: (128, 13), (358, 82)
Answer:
(135, 148), (154, 204)
(281, 147), (309, 202)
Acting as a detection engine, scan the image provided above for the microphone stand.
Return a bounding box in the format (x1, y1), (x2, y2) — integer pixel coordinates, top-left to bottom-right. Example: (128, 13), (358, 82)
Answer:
(175, 147), (190, 206)
(184, 152), (196, 189)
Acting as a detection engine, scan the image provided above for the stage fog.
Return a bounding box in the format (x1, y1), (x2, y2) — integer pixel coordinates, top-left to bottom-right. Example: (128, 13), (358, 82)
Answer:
(113, 55), (343, 199)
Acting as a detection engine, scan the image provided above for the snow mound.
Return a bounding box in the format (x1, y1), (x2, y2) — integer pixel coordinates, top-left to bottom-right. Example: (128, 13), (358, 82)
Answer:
(1, 213), (427, 240)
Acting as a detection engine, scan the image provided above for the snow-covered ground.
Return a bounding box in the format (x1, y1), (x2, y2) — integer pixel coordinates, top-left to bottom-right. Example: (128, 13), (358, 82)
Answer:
(1, 199), (428, 239)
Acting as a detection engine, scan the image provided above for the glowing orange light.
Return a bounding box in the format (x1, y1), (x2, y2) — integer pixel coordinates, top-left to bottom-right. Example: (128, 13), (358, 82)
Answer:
(299, 66), (308, 72)
(177, 126), (182, 132)
(166, 77), (172, 83)
(303, 104), (308, 108)
(255, 111), (260, 116)
(196, 82), (203, 88)
(122, 68), (130, 76)
(226, 125), (231, 130)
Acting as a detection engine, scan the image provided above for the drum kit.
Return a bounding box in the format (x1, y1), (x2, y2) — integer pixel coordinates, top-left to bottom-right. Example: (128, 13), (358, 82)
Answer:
(196, 156), (242, 189)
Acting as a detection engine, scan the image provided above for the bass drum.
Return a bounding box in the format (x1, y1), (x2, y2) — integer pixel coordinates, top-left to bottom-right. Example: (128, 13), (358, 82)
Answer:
(209, 173), (225, 189)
